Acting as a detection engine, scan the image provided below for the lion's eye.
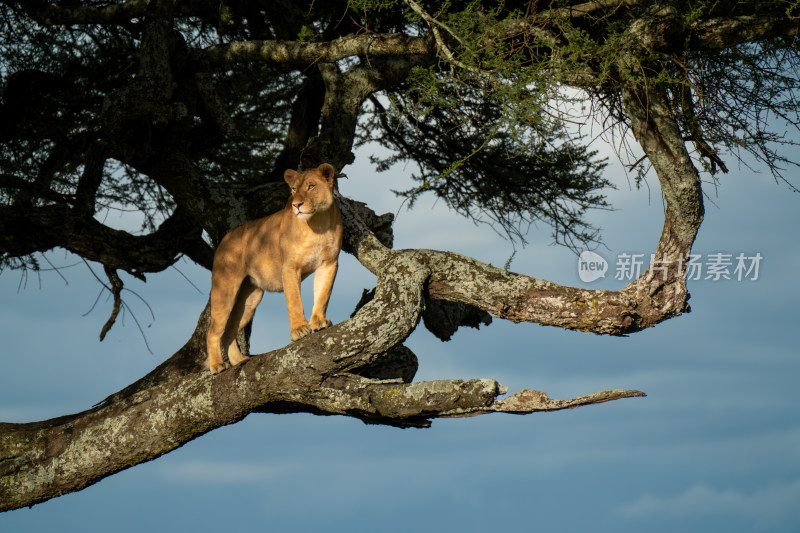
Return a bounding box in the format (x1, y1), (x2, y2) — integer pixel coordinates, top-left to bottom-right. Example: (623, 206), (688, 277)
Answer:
(308, 184), (315, 190)
(291, 188), (296, 193)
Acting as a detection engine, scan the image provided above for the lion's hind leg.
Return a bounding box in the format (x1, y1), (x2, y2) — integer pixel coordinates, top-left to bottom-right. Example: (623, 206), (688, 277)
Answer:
(225, 279), (263, 366)
(207, 300), (233, 375)
(207, 272), (246, 374)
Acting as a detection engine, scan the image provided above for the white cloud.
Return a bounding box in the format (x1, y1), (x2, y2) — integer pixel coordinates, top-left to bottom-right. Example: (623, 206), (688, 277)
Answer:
(617, 478), (800, 531)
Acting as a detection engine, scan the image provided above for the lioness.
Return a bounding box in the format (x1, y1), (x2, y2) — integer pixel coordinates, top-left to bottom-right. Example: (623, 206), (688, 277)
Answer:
(206, 163), (343, 374)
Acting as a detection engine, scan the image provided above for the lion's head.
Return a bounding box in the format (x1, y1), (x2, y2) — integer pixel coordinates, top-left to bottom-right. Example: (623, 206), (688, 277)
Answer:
(283, 163), (336, 221)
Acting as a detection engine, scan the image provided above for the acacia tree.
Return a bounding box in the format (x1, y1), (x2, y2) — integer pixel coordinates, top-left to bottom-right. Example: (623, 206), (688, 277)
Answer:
(1, 0), (798, 511)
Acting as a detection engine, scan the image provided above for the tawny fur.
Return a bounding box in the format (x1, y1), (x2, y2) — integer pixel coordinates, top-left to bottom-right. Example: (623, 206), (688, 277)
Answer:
(206, 163), (343, 374)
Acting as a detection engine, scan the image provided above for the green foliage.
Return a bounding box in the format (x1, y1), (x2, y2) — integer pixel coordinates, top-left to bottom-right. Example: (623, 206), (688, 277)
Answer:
(365, 0), (800, 242)
(0, 5), (301, 213)
(365, 68), (611, 248)
(362, 2), (615, 248)
(348, 0), (402, 10)
(297, 25), (319, 42)
(0, 12), (135, 209)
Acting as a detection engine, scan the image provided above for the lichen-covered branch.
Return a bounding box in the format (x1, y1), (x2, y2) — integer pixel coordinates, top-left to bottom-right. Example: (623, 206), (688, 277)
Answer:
(688, 14), (800, 49)
(0, 247), (642, 511)
(315, 374), (645, 425)
(196, 33), (433, 66)
(0, 203), (211, 275)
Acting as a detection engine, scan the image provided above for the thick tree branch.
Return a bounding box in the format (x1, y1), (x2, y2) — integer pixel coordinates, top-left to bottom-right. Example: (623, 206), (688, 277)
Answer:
(196, 33), (433, 67)
(271, 69), (326, 179)
(688, 14), (800, 49)
(0, 204), (212, 274)
(0, 324), (642, 512)
(338, 109), (700, 336)
(318, 374), (644, 424)
(0, 218), (644, 510)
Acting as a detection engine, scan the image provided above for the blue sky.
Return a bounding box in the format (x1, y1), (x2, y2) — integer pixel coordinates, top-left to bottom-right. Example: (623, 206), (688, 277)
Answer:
(1, 138), (799, 532)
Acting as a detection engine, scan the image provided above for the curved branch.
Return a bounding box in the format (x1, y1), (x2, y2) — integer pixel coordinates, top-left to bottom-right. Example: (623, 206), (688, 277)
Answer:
(334, 81), (702, 338)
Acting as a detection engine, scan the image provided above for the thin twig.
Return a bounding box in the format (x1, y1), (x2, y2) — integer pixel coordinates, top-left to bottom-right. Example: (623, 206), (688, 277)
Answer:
(403, 0), (493, 75)
(99, 266), (123, 341)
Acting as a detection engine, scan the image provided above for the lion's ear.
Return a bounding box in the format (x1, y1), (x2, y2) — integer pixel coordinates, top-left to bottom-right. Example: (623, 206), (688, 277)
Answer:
(318, 163), (335, 183)
(284, 169), (298, 186)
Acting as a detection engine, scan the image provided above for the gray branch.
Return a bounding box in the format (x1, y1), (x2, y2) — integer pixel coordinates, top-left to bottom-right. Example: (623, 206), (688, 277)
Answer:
(196, 33), (433, 66)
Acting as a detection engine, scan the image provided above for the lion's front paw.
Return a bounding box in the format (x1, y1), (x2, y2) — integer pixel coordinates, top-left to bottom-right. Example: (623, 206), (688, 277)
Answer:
(310, 317), (332, 331)
(290, 323), (312, 341)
